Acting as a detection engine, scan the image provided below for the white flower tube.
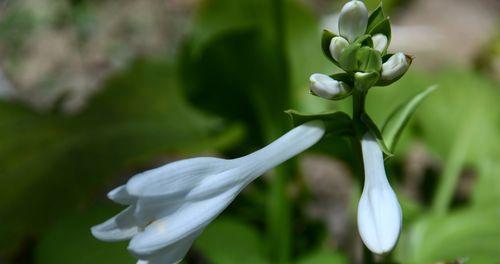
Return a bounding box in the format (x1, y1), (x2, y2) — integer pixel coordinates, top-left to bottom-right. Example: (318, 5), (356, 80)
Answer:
(380, 52), (410, 81)
(309, 73), (349, 100)
(338, 0), (368, 43)
(357, 133), (402, 254)
(92, 120), (326, 264)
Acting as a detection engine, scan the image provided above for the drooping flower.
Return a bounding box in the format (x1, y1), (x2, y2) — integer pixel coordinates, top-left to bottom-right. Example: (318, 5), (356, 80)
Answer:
(338, 0), (369, 43)
(92, 120), (326, 264)
(357, 133), (402, 254)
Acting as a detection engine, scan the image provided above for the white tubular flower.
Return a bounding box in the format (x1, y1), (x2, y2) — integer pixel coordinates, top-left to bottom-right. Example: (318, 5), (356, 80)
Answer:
(372, 34), (388, 53)
(92, 121), (326, 264)
(309, 73), (349, 100)
(329, 36), (349, 61)
(357, 133), (402, 254)
(338, 0), (368, 43)
(380, 52), (410, 81)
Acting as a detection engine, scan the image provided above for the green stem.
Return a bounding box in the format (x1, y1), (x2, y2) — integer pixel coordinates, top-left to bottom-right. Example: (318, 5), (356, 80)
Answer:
(266, 0), (292, 262)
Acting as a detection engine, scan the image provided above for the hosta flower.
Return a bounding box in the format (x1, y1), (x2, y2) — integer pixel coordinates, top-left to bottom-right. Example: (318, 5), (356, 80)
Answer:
(309, 73), (350, 100)
(92, 120), (326, 264)
(338, 0), (368, 43)
(357, 133), (402, 254)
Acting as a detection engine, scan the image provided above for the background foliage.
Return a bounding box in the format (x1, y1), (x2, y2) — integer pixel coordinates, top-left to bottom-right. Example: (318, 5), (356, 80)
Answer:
(0, 0), (498, 263)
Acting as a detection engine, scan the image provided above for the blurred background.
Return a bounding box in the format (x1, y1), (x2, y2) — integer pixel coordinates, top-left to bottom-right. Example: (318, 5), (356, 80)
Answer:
(0, 0), (498, 263)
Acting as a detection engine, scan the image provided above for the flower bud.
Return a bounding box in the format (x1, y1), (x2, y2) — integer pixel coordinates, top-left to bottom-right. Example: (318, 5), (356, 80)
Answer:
(372, 34), (388, 53)
(338, 0), (368, 43)
(381, 53), (410, 81)
(358, 133), (402, 254)
(309, 73), (349, 100)
(329, 36), (349, 61)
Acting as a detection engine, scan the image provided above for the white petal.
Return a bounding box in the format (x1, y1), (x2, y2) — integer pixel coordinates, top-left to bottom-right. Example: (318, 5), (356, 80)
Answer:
(128, 184), (243, 257)
(338, 0), (368, 43)
(372, 34), (388, 53)
(381, 52), (410, 81)
(108, 185), (137, 205)
(329, 36), (349, 61)
(135, 229), (202, 264)
(91, 206), (140, 241)
(358, 133), (402, 254)
(238, 120), (325, 178)
(309, 74), (348, 100)
(126, 157), (230, 198)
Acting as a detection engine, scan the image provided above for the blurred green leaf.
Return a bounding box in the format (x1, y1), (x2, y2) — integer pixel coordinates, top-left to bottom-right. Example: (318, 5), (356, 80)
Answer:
(382, 85), (437, 153)
(35, 207), (134, 264)
(195, 217), (268, 264)
(296, 249), (347, 264)
(0, 60), (242, 253)
(396, 206), (500, 264)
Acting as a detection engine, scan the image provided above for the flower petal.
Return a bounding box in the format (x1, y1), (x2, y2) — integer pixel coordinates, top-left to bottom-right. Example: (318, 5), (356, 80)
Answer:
(135, 229), (202, 264)
(91, 206), (140, 242)
(108, 185), (137, 205)
(126, 157), (230, 198)
(358, 133), (402, 254)
(128, 184), (243, 257)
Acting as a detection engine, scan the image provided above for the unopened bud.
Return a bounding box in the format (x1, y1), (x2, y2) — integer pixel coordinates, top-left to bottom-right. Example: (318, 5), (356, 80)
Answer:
(309, 73), (349, 100)
(338, 0), (368, 43)
(381, 53), (410, 81)
(329, 36), (349, 61)
(372, 34), (388, 53)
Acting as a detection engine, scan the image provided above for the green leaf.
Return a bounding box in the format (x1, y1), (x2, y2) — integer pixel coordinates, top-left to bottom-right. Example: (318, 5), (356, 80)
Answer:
(285, 110), (353, 137)
(396, 207), (500, 264)
(330, 72), (354, 87)
(339, 43), (362, 73)
(356, 47), (382, 73)
(367, 18), (391, 45)
(321, 29), (340, 66)
(366, 5), (385, 33)
(381, 85), (437, 152)
(297, 249), (347, 264)
(195, 218), (268, 264)
(35, 207), (135, 264)
(0, 60), (242, 253)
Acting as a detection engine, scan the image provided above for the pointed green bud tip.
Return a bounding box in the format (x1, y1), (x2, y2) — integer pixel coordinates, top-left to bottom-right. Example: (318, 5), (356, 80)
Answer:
(381, 53), (412, 81)
(372, 34), (388, 53)
(339, 0), (369, 43)
(309, 73), (350, 100)
(329, 36), (349, 61)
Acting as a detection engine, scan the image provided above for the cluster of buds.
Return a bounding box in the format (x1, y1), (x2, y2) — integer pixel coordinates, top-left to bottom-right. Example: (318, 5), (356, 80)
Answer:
(310, 0), (412, 99)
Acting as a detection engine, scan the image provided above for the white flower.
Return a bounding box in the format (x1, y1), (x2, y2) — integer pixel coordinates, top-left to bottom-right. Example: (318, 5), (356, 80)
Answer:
(372, 34), (388, 53)
(338, 0), (368, 43)
(309, 73), (349, 100)
(329, 36), (349, 61)
(380, 52), (410, 81)
(92, 121), (326, 264)
(357, 133), (402, 254)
